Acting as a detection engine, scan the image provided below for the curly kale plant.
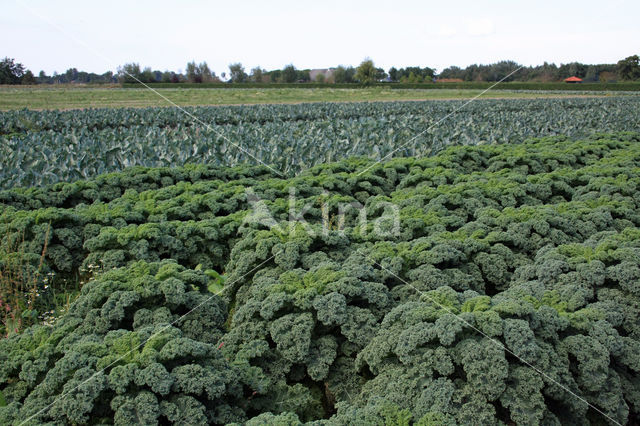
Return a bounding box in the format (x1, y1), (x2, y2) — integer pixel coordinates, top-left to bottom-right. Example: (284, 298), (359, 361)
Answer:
(1, 132), (639, 425)
(0, 260), (251, 425)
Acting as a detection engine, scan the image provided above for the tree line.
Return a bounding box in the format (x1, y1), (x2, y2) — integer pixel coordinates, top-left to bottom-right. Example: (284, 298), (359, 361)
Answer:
(1, 55), (639, 85)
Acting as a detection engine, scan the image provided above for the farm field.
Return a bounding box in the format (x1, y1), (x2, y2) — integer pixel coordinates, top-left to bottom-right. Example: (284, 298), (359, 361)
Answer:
(1, 131), (640, 424)
(0, 85), (633, 110)
(1, 96), (640, 188)
(1, 94), (640, 425)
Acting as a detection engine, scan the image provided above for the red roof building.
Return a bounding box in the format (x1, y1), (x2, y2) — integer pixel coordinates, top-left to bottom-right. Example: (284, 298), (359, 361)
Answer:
(564, 76), (583, 83)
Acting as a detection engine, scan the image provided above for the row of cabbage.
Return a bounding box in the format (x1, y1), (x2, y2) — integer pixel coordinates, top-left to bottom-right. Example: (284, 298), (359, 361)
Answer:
(4, 96), (637, 136)
(1, 97), (640, 188)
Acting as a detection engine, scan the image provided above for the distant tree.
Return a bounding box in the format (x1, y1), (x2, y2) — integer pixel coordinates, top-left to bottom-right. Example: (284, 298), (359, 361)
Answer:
(438, 65), (463, 80)
(486, 60), (520, 81)
(617, 55), (640, 80)
(117, 63), (142, 83)
(375, 67), (388, 81)
(250, 67), (264, 83)
(542, 62), (559, 81)
(141, 67), (155, 83)
(21, 70), (36, 85)
(333, 66), (345, 83)
(199, 62), (215, 82)
(269, 69), (282, 83)
(64, 68), (79, 82)
(333, 65), (355, 83)
(396, 66), (434, 82)
(437, 62), (516, 82)
(228, 63), (247, 83)
(569, 62), (587, 78)
(186, 61), (215, 83)
(527, 61), (559, 82)
(420, 66), (436, 80)
(37, 70), (51, 84)
(102, 71), (114, 83)
(297, 69), (310, 82)
(31, 67), (114, 84)
(355, 59), (377, 85)
(186, 61), (201, 83)
(76, 71), (90, 83)
(599, 71), (616, 83)
(162, 71), (183, 83)
(557, 62), (587, 79)
(584, 66), (599, 82)
(388, 67), (398, 81)
(315, 73), (325, 83)
(282, 64), (298, 83)
(0, 58), (26, 84)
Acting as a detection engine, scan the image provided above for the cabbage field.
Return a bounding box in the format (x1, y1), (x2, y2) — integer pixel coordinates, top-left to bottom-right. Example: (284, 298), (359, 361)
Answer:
(1, 98), (640, 425)
(2, 97), (640, 188)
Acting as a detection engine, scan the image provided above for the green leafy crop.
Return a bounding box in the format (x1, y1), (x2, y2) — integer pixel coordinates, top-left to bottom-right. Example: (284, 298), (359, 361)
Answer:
(1, 132), (640, 424)
(2, 97), (640, 188)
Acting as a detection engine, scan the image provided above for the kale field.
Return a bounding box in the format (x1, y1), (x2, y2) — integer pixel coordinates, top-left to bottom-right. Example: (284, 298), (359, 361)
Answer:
(1, 97), (640, 425)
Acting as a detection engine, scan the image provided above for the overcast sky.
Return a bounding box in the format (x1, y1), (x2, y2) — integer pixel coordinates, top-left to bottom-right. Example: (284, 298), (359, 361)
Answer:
(3, 0), (639, 75)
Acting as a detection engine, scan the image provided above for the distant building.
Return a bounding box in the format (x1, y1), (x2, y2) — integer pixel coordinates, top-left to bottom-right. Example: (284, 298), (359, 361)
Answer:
(310, 68), (335, 82)
(564, 76), (583, 83)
